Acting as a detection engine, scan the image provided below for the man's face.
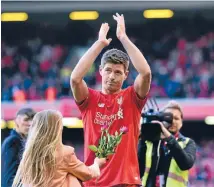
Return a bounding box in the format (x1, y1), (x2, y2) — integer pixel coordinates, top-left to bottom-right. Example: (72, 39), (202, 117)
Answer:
(100, 63), (128, 93)
(164, 108), (183, 134)
(15, 115), (33, 136)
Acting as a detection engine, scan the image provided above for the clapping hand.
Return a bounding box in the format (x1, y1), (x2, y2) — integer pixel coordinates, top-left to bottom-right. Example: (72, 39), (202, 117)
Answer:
(113, 13), (127, 41)
(98, 23), (112, 46)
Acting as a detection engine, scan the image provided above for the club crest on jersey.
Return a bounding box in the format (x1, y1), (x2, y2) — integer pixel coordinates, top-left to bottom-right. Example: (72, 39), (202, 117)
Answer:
(98, 103), (105, 107)
(117, 96), (123, 105)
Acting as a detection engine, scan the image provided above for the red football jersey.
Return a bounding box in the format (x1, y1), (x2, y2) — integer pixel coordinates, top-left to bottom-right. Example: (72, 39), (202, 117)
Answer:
(77, 86), (147, 187)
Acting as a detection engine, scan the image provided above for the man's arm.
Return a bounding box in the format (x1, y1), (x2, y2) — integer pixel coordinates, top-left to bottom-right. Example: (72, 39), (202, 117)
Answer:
(70, 23), (112, 103)
(65, 149), (106, 181)
(113, 13), (152, 98)
(153, 121), (196, 170)
(165, 136), (196, 170)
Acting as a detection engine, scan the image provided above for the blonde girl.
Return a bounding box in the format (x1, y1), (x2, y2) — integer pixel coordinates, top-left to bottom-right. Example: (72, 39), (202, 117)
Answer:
(12, 110), (105, 187)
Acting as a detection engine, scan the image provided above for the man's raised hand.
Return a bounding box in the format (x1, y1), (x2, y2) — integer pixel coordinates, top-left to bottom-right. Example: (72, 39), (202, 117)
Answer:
(98, 23), (112, 46)
(113, 13), (127, 41)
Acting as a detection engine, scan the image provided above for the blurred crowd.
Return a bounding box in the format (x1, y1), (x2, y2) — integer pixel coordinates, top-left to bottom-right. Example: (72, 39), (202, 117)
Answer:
(189, 140), (214, 187)
(149, 34), (214, 98)
(1, 39), (68, 101)
(1, 17), (214, 101)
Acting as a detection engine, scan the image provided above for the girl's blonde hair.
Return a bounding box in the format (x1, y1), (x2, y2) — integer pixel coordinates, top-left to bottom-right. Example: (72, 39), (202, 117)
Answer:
(12, 109), (63, 187)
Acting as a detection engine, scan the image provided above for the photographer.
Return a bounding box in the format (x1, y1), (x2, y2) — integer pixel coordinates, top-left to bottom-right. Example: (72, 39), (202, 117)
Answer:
(138, 101), (196, 187)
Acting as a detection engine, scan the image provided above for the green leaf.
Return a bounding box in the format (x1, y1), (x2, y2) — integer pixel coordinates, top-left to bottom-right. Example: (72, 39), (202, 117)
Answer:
(88, 145), (98, 152)
(98, 147), (103, 153)
(99, 138), (104, 148)
(110, 135), (116, 146)
(107, 134), (111, 143)
(108, 135), (113, 146)
(103, 136), (106, 142)
(103, 136), (107, 149)
(116, 137), (122, 145)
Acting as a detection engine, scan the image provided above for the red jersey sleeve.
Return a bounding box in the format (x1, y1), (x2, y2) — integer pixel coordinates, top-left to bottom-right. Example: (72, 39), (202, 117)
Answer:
(129, 85), (148, 112)
(75, 88), (99, 112)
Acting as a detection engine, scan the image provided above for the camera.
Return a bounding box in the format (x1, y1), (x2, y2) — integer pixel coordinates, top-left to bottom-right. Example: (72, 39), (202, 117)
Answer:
(140, 100), (173, 141)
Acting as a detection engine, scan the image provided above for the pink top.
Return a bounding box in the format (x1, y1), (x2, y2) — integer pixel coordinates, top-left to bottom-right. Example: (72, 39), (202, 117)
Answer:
(23, 145), (100, 187)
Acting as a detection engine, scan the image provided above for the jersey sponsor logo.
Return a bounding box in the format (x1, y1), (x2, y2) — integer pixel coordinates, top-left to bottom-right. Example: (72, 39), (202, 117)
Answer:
(94, 96), (124, 126)
(94, 108), (124, 126)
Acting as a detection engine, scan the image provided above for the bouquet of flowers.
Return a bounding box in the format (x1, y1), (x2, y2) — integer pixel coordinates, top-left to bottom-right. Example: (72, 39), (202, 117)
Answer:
(88, 124), (128, 158)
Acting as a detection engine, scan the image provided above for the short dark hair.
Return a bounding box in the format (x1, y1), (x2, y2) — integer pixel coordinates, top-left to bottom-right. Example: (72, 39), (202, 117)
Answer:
(16, 108), (36, 120)
(101, 49), (130, 71)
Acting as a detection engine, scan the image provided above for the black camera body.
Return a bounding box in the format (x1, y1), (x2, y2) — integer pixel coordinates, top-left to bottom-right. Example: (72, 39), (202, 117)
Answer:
(140, 109), (173, 141)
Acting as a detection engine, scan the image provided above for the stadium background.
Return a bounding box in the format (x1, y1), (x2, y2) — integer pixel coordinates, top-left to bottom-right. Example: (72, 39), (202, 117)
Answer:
(1, 1), (214, 187)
